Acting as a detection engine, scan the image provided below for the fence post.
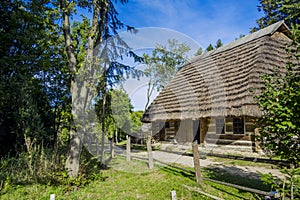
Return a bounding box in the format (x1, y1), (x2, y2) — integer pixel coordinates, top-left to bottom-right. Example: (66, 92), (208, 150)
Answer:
(50, 194), (55, 200)
(146, 135), (154, 169)
(170, 190), (177, 200)
(126, 135), (131, 162)
(110, 139), (115, 158)
(192, 142), (202, 184)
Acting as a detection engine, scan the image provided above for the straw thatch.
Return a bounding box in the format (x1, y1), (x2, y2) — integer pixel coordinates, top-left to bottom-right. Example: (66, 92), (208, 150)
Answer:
(142, 21), (291, 123)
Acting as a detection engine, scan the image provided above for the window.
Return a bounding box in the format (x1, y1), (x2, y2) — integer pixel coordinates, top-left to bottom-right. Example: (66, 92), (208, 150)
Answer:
(216, 118), (225, 134)
(233, 117), (244, 134)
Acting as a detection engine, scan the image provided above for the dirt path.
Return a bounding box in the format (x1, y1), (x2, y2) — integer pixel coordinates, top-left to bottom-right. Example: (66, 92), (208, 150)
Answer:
(130, 150), (283, 180)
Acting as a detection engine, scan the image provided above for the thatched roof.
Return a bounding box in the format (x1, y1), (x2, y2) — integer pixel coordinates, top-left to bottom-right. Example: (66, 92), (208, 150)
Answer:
(142, 21), (291, 123)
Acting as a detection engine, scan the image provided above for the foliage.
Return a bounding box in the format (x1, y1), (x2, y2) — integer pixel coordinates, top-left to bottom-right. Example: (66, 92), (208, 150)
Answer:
(130, 110), (144, 133)
(255, 0), (300, 167)
(260, 167), (300, 199)
(143, 39), (191, 109)
(253, 0), (300, 31)
(205, 39), (223, 52)
(194, 47), (203, 56)
(96, 89), (141, 142)
(0, 145), (104, 194)
(215, 39), (223, 48)
(58, 0), (143, 176)
(0, 0), (69, 156)
(205, 44), (214, 52)
(256, 65), (300, 166)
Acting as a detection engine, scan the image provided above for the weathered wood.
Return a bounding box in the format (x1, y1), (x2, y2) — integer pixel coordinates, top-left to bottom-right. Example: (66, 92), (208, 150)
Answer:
(110, 139), (114, 158)
(183, 185), (224, 200)
(146, 136), (154, 169)
(126, 135), (131, 162)
(200, 118), (209, 144)
(192, 142), (202, 184)
(170, 190), (177, 200)
(50, 194), (55, 200)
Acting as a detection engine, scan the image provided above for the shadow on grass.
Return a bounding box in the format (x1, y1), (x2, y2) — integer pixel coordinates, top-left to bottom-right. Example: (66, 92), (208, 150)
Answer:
(160, 165), (196, 181)
(203, 165), (271, 191)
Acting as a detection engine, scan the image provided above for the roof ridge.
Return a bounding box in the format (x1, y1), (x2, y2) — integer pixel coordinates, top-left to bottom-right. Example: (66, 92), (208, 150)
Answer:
(189, 20), (290, 63)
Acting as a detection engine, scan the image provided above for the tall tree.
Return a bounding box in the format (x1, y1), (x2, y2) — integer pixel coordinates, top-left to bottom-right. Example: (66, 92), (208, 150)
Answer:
(253, 0), (300, 31)
(0, 0), (67, 155)
(143, 39), (191, 110)
(215, 39), (223, 48)
(194, 47), (203, 56)
(205, 43), (214, 52)
(59, 0), (141, 177)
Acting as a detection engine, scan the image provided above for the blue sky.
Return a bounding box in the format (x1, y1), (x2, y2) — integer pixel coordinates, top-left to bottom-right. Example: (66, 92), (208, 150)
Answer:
(115, 0), (263, 49)
(112, 1), (264, 111)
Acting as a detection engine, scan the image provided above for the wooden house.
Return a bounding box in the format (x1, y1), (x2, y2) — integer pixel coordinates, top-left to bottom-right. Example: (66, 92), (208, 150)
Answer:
(141, 21), (292, 152)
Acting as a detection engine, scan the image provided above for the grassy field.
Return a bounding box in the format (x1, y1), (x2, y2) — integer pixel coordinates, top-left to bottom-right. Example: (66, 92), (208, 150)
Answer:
(0, 155), (272, 200)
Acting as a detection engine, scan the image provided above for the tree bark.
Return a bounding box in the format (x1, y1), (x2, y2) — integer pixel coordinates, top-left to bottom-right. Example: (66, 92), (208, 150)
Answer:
(60, 0), (82, 177)
(110, 139), (115, 158)
(61, 0), (108, 177)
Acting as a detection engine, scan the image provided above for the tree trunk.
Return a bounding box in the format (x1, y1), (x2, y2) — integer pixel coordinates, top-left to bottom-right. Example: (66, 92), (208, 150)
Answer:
(60, 0), (107, 177)
(65, 128), (82, 177)
(60, 0), (81, 178)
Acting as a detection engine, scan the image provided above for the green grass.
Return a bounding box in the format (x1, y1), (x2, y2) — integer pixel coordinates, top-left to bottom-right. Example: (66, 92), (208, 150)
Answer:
(1, 156), (270, 200)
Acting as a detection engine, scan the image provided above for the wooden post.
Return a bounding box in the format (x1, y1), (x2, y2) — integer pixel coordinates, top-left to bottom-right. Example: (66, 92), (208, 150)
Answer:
(50, 194), (55, 200)
(110, 139), (114, 158)
(126, 135), (131, 162)
(146, 135), (154, 169)
(192, 142), (202, 184)
(170, 190), (177, 200)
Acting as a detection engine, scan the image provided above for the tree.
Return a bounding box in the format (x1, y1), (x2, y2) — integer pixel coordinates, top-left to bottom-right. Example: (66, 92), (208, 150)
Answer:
(205, 43), (214, 52)
(59, 0), (142, 176)
(58, 0), (127, 177)
(254, 1), (300, 167)
(0, 0), (68, 155)
(252, 0), (300, 31)
(194, 47), (203, 56)
(215, 39), (223, 48)
(143, 39), (191, 110)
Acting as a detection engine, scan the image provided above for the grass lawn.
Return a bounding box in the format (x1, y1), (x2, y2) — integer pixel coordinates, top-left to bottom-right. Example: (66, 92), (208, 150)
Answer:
(0, 156), (270, 200)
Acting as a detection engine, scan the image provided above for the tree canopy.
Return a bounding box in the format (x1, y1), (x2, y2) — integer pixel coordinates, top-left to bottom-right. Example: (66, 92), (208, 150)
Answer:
(143, 39), (191, 110)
